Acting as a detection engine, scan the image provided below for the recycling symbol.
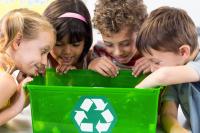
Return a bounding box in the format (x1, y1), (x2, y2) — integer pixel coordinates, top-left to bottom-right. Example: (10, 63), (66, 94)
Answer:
(71, 96), (117, 133)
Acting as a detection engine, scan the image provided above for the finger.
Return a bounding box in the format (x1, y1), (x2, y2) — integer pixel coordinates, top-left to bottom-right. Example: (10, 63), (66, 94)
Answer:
(133, 63), (150, 77)
(64, 66), (76, 74)
(60, 65), (69, 73)
(69, 66), (76, 70)
(134, 57), (146, 66)
(103, 58), (119, 76)
(134, 58), (151, 74)
(21, 77), (33, 86)
(95, 67), (109, 77)
(97, 63), (115, 77)
(143, 67), (151, 74)
(151, 64), (160, 72)
(18, 77), (33, 91)
(134, 59), (149, 69)
(56, 65), (62, 73)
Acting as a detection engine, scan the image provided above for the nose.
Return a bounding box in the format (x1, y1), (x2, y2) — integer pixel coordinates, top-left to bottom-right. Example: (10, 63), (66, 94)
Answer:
(41, 54), (48, 66)
(63, 45), (71, 54)
(113, 47), (121, 57)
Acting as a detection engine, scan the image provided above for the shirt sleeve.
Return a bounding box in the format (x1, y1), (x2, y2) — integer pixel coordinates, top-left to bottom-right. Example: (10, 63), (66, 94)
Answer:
(161, 85), (179, 104)
(186, 53), (200, 79)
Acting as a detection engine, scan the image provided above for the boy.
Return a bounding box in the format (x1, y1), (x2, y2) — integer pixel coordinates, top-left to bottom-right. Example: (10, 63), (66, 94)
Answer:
(135, 6), (200, 133)
(88, 0), (152, 77)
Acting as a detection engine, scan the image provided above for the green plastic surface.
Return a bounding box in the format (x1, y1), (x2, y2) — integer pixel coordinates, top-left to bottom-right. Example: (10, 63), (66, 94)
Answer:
(26, 69), (160, 133)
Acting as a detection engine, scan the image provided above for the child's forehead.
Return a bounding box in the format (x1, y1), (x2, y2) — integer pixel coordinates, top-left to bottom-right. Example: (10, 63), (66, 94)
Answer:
(102, 32), (136, 44)
(26, 31), (55, 48)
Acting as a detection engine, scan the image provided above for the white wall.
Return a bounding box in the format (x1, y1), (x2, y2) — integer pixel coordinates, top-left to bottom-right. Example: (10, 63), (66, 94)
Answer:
(144, 0), (200, 27)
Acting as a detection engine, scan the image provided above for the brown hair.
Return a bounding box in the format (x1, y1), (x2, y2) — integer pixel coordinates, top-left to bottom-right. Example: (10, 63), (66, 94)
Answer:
(136, 6), (198, 55)
(0, 8), (55, 72)
(93, 0), (147, 36)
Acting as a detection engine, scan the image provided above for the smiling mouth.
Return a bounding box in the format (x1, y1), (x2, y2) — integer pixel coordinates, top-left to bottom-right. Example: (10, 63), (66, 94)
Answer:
(61, 57), (73, 63)
(114, 56), (128, 61)
(34, 65), (45, 76)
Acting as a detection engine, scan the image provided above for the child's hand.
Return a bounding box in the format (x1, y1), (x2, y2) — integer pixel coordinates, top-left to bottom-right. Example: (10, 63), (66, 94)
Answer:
(88, 56), (119, 77)
(56, 64), (76, 74)
(132, 57), (152, 77)
(11, 77), (33, 112)
(150, 62), (160, 72)
(16, 71), (27, 83)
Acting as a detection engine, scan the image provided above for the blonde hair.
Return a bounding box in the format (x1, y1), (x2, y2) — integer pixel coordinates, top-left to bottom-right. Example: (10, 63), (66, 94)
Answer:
(0, 8), (55, 73)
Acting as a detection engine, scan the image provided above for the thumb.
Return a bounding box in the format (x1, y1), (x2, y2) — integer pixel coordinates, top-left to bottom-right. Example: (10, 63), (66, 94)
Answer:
(18, 77), (33, 91)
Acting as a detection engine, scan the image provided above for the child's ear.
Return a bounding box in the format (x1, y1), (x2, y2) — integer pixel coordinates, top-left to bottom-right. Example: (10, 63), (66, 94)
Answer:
(179, 44), (191, 58)
(12, 33), (23, 50)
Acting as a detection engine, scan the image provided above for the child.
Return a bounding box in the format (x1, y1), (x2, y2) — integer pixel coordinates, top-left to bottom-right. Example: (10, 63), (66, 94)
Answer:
(135, 6), (200, 133)
(0, 8), (56, 125)
(88, 0), (152, 77)
(43, 0), (93, 73)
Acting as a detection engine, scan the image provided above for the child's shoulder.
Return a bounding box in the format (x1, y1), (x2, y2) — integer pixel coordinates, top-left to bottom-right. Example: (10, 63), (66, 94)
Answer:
(0, 70), (17, 92)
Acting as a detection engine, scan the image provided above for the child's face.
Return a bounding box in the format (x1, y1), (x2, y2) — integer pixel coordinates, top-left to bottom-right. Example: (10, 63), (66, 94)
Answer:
(143, 49), (186, 67)
(102, 27), (137, 64)
(50, 35), (84, 66)
(14, 31), (55, 76)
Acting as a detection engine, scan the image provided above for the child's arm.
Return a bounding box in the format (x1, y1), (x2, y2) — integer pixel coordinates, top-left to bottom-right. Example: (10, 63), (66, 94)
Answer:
(0, 73), (16, 109)
(135, 65), (199, 88)
(0, 73), (18, 126)
(161, 101), (189, 133)
(0, 76), (32, 126)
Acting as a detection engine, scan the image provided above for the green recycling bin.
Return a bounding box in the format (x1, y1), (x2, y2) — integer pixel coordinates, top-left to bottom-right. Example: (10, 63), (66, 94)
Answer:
(26, 69), (161, 133)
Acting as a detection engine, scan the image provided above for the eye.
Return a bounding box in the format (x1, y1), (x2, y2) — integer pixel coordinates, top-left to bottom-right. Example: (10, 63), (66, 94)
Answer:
(41, 49), (48, 55)
(71, 42), (81, 47)
(104, 42), (113, 47)
(120, 41), (131, 47)
(55, 42), (63, 46)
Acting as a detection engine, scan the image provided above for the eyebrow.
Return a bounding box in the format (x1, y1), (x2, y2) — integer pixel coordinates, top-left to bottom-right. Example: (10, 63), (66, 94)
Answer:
(104, 39), (131, 45)
(104, 41), (113, 45)
(119, 39), (131, 44)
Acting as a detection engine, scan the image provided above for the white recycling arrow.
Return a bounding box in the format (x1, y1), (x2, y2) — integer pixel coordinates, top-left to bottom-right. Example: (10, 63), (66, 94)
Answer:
(80, 98), (93, 112)
(101, 109), (114, 123)
(80, 123), (93, 132)
(74, 111), (87, 126)
(96, 121), (111, 133)
(73, 97), (115, 133)
(92, 99), (107, 111)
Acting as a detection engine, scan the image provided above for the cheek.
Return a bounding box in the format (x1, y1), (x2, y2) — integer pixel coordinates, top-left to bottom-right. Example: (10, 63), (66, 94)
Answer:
(51, 47), (62, 57)
(104, 47), (114, 54)
(124, 46), (136, 54)
(16, 50), (32, 63)
(74, 46), (84, 56)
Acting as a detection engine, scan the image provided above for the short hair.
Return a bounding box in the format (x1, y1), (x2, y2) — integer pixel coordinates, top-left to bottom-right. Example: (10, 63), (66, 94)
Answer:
(93, 0), (147, 36)
(43, 0), (93, 61)
(136, 6), (198, 55)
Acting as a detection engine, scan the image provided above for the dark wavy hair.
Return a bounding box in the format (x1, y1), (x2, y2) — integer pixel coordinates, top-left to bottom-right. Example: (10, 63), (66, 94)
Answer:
(43, 0), (93, 61)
